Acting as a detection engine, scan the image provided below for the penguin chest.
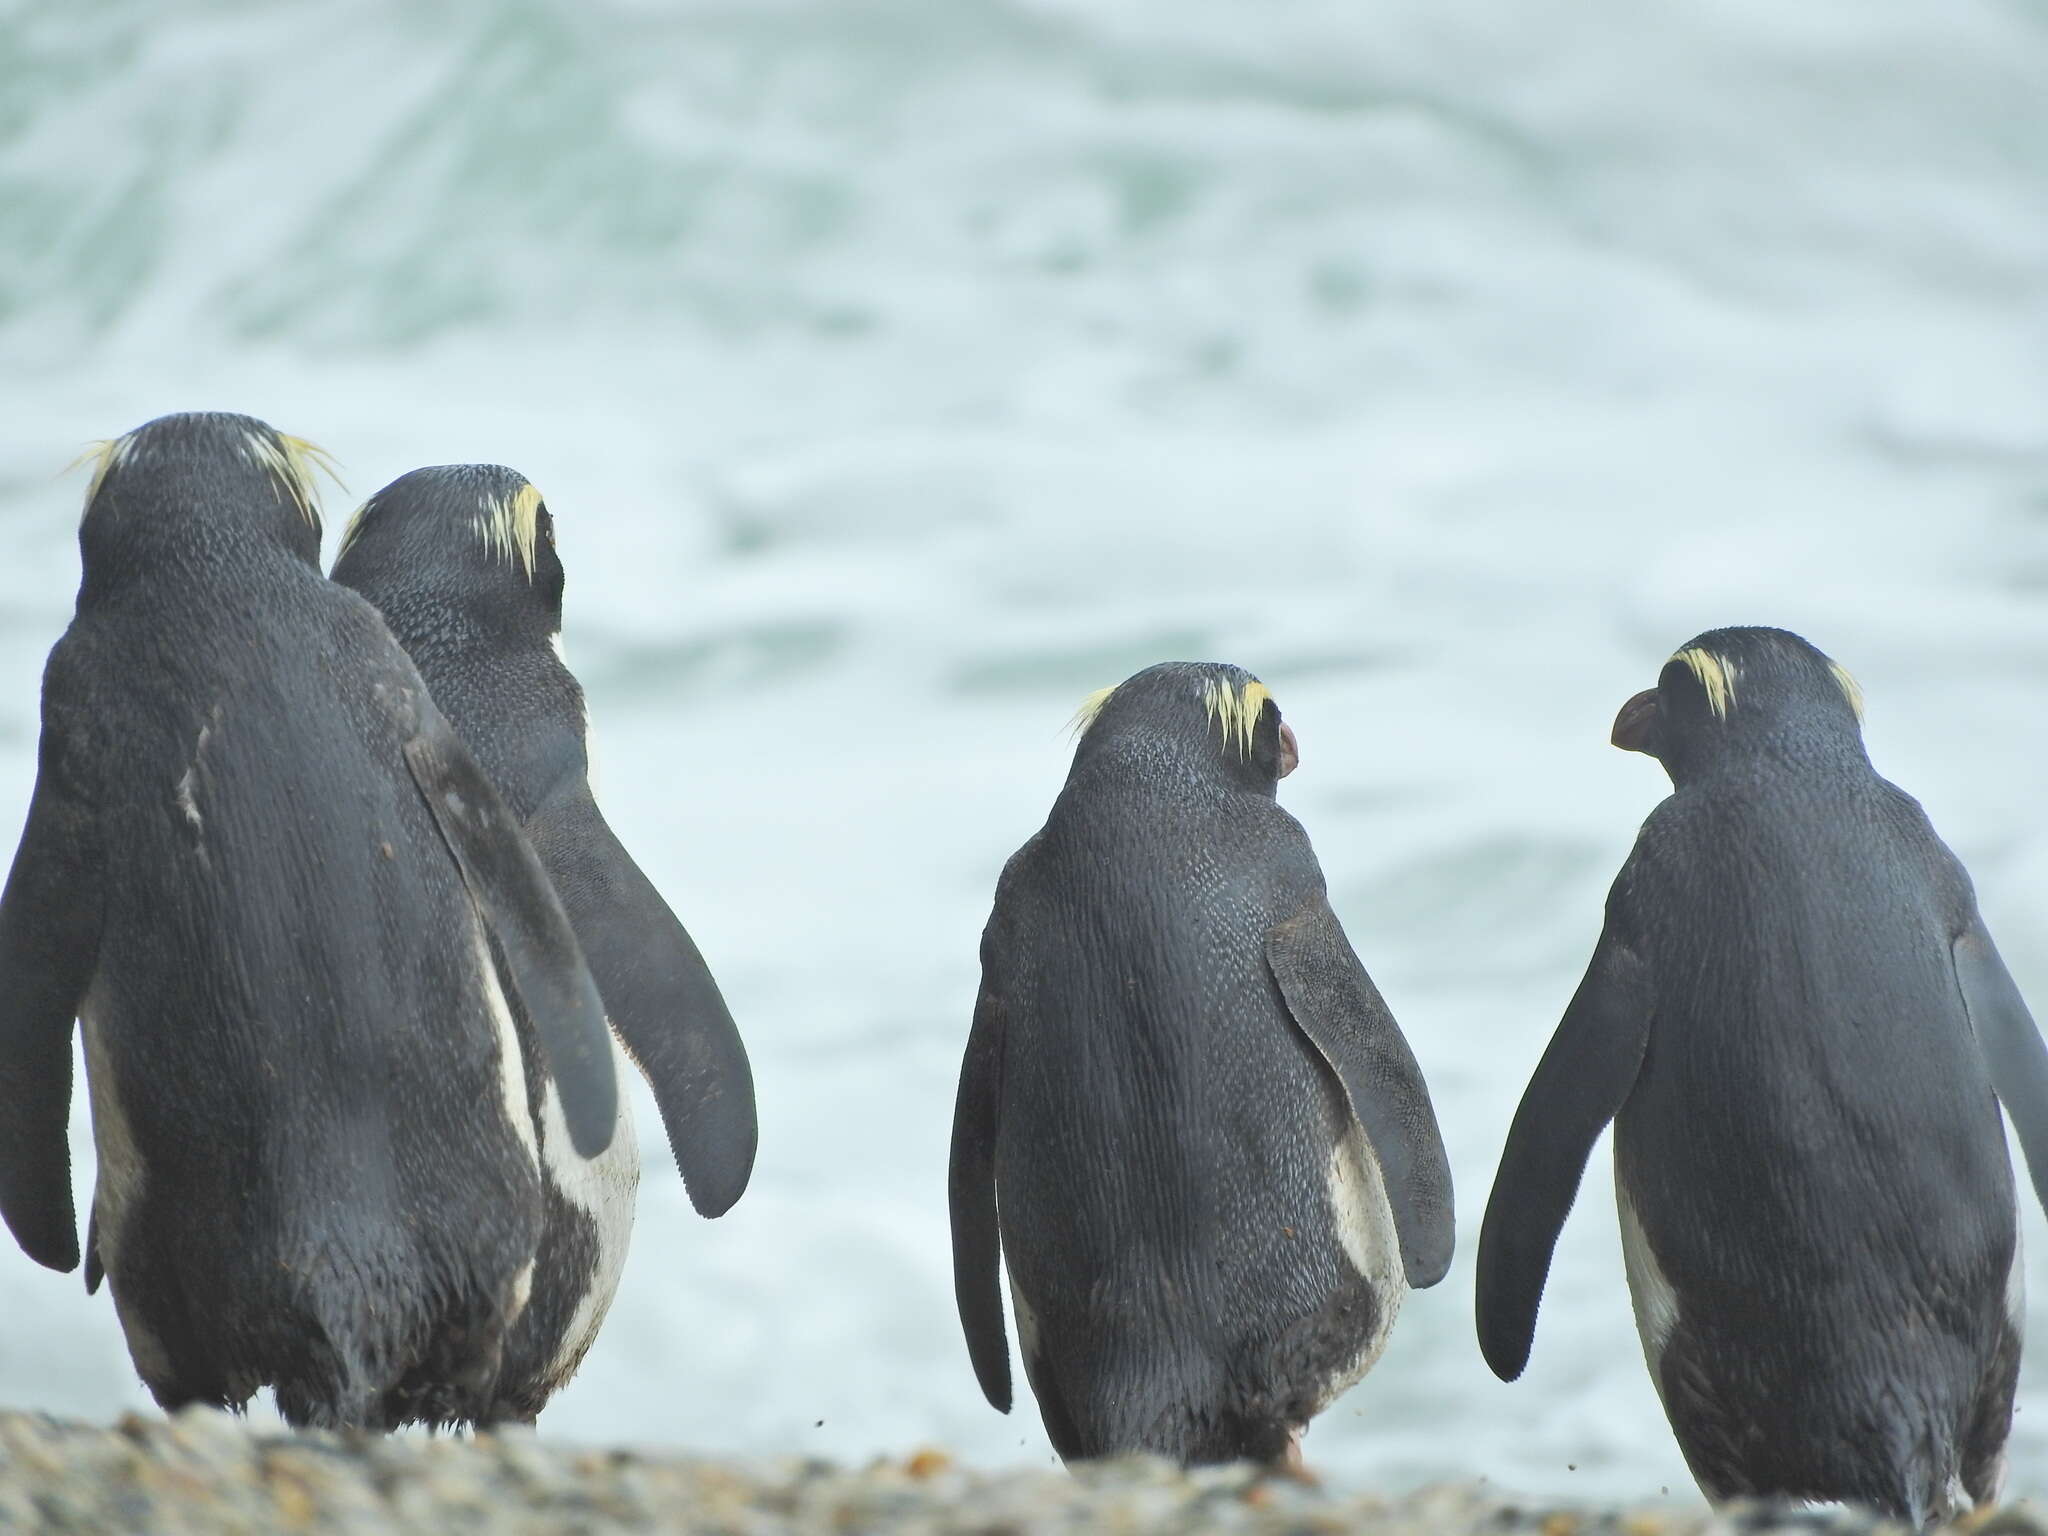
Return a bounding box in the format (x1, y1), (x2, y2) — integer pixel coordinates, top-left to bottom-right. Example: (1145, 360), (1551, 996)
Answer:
(1307, 1121), (1406, 1414)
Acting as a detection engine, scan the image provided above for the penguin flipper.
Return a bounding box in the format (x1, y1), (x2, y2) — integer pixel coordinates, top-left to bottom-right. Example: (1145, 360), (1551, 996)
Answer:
(1954, 922), (2048, 1219)
(1474, 923), (1650, 1382)
(525, 783), (756, 1217)
(403, 707), (619, 1159)
(1266, 895), (1454, 1288)
(948, 982), (1011, 1412)
(0, 685), (101, 1274)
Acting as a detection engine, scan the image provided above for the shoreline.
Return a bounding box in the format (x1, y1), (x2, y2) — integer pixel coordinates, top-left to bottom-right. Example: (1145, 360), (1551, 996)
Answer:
(0, 1408), (2038, 1534)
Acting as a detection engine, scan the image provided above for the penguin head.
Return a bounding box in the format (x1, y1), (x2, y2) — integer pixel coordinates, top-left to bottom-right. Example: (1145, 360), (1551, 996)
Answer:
(333, 465), (565, 638)
(1612, 626), (1866, 783)
(77, 412), (332, 581)
(1069, 661), (1299, 794)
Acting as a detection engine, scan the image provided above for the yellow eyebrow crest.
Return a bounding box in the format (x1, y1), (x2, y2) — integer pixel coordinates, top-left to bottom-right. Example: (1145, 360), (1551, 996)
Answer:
(1068, 684), (1117, 737)
(1070, 673), (1276, 757)
(69, 437), (130, 507)
(475, 481), (545, 580)
(1673, 648), (1737, 720)
(73, 429), (338, 528)
(1203, 677), (1273, 759)
(244, 431), (339, 526)
(1828, 660), (1865, 720)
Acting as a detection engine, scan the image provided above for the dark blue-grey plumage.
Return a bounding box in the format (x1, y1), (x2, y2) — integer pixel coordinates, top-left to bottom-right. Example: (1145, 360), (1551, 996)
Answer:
(0, 413), (618, 1429)
(331, 464), (756, 1217)
(332, 465), (753, 1413)
(1476, 625), (2040, 1525)
(951, 661), (1451, 1465)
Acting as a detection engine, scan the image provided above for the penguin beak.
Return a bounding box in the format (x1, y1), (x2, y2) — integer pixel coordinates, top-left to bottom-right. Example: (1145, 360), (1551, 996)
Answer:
(1278, 721), (1300, 779)
(1611, 689), (1660, 756)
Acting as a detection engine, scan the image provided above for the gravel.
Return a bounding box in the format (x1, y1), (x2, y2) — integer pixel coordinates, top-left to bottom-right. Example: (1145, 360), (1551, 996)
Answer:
(0, 1409), (2038, 1535)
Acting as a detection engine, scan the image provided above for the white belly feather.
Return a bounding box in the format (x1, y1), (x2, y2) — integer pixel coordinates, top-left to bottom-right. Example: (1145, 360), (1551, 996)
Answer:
(1615, 1156), (1680, 1407)
(475, 881), (639, 1389)
(80, 1000), (175, 1384)
(536, 1033), (640, 1384)
(1311, 1122), (1405, 1414)
(475, 922), (542, 1171)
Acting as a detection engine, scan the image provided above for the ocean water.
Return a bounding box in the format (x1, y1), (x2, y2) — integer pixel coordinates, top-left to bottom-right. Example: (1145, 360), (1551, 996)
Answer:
(2, 0), (2046, 1507)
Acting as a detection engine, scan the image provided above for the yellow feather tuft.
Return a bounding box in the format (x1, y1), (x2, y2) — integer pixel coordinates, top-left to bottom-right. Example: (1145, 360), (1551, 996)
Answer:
(335, 498), (376, 560)
(1828, 660), (1865, 721)
(474, 481), (545, 580)
(68, 438), (128, 507)
(281, 434), (344, 496)
(241, 429), (338, 526)
(1203, 677), (1272, 759)
(1673, 648), (1737, 721)
(1068, 685), (1118, 737)
(70, 426), (339, 526)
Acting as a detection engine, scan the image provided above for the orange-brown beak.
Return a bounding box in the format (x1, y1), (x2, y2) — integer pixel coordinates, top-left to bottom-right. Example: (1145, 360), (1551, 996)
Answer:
(1611, 689), (1660, 755)
(1278, 721), (1300, 778)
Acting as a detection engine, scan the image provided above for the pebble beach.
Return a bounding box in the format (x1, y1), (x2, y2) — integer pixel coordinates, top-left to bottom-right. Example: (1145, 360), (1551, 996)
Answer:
(0, 1411), (2039, 1536)
(4, 0), (2048, 1513)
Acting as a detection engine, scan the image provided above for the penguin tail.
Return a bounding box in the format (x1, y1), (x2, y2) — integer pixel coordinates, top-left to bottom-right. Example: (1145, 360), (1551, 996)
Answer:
(1884, 1411), (1968, 1532)
(1061, 1343), (1287, 1467)
(378, 1280), (518, 1429)
(260, 1219), (521, 1431)
(261, 1240), (417, 1430)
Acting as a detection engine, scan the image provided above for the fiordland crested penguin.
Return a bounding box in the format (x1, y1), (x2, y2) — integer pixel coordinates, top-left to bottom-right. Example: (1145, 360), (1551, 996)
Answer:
(332, 463), (756, 1417)
(950, 661), (1452, 1467)
(0, 413), (619, 1429)
(1477, 626), (2048, 1525)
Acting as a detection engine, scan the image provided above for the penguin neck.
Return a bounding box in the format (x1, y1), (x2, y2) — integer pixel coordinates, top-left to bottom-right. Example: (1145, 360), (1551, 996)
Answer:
(78, 517), (318, 611)
(1064, 733), (1275, 805)
(376, 581), (556, 673)
(374, 590), (583, 814)
(1664, 722), (1873, 790)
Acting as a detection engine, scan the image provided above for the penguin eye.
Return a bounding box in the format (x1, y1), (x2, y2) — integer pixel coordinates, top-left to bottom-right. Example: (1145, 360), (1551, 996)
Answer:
(1250, 700), (1299, 780)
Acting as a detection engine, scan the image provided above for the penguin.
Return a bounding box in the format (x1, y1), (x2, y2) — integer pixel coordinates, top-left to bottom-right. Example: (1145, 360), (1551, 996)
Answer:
(0, 412), (619, 1430)
(1475, 626), (2048, 1526)
(949, 661), (1453, 1467)
(330, 463), (756, 1418)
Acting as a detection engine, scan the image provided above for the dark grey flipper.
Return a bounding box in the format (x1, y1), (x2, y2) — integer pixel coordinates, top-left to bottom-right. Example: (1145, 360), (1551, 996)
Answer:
(403, 709), (618, 1159)
(948, 984), (1010, 1412)
(0, 698), (101, 1274)
(1954, 922), (2048, 1219)
(1475, 925), (1651, 1381)
(1265, 895), (1454, 1287)
(525, 784), (755, 1216)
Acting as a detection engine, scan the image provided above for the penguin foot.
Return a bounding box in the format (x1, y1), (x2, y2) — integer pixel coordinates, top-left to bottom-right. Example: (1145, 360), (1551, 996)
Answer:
(1263, 1428), (1319, 1485)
